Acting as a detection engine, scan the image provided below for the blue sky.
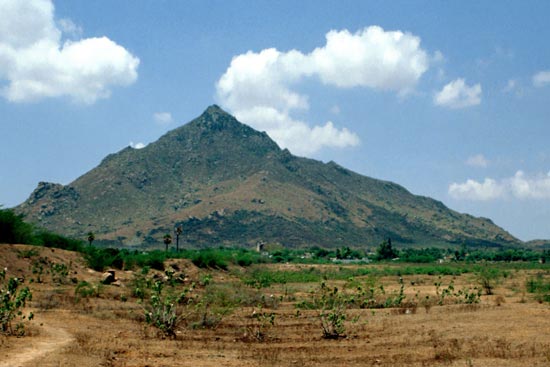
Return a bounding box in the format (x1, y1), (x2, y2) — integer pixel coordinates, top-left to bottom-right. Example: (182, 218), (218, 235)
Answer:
(1, 0), (549, 241)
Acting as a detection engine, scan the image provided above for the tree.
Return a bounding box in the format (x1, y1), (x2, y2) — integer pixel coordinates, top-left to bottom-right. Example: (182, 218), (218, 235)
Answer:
(174, 225), (182, 252)
(376, 238), (398, 260)
(163, 234), (172, 252)
(87, 232), (95, 246)
(0, 207), (34, 244)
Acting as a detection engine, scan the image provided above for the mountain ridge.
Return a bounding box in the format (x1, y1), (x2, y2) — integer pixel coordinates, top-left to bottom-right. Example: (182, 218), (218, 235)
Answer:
(16, 105), (520, 249)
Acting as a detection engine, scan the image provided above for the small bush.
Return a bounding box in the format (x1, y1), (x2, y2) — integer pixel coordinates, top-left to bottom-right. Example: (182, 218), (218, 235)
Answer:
(84, 247), (127, 271)
(16, 248), (39, 259)
(526, 274), (550, 303)
(303, 282), (360, 339)
(74, 281), (102, 302)
(316, 283), (350, 339)
(191, 250), (228, 270)
(243, 307), (276, 342)
(0, 268), (33, 336)
(50, 262), (70, 285)
(475, 266), (503, 295)
(143, 281), (193, 337)
(190, 283), (236, 329)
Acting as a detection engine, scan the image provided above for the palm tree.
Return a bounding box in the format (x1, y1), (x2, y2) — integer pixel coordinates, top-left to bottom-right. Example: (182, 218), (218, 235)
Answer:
(174, 225), (182, 252)
(163, 234), (172, 252)
(87, 232), (95, 246)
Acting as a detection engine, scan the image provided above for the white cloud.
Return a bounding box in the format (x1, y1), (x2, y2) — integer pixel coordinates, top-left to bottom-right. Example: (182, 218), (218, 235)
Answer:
(216, 26), (429, 155)
(449, 171), (550, 200)
(509, 171), (550, 199)
(466, 154), (489, 168)
(533, 70), (550, 87)
(449, 178), (505, 201)
(57, 18), (82, 38)
(129, 141), (146, 149)
(309, 27), (428, 92)
(154, 112), (173, 125)
(234, 106), (359, 156)
(434, 78), (482, 109)
(0, 0), (139, 104)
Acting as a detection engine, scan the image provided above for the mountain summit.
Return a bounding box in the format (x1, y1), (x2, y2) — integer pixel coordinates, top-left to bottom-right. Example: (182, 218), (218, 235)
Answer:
(17, 105), (519, 248)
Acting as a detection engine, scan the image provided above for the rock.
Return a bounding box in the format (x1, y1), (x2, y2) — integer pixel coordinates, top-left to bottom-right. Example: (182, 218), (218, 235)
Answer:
(101, 270), (116, 285)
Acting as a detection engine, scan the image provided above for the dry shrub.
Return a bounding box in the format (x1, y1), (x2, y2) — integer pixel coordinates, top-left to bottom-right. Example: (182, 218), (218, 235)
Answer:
(240, 308), (276, 342)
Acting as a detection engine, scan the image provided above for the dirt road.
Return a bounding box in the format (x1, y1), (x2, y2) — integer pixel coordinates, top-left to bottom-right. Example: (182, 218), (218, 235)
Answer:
(0, 322), (73, 367)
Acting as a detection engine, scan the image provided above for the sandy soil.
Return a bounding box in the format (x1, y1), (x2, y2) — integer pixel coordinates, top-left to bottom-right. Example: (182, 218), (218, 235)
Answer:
(1, 244), (550, 366)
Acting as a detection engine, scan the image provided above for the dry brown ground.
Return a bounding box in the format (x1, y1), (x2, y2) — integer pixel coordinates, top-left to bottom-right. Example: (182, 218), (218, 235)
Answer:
(1, 244), (550, 367)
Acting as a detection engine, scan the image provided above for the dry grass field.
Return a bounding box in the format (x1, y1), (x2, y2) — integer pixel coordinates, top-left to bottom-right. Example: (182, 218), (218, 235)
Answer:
(2, 244), (550, 367)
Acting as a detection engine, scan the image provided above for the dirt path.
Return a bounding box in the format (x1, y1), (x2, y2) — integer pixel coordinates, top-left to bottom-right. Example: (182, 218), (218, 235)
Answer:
(0, 322), (73, 367)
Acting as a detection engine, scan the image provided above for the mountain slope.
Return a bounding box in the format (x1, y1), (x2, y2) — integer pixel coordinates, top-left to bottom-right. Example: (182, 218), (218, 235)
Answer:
(16, 105), (520, 249)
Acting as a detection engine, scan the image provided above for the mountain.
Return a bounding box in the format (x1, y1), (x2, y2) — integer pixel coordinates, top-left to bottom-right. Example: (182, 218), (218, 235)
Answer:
(16, 105), (520, 249)
(525, 239), (550, 250)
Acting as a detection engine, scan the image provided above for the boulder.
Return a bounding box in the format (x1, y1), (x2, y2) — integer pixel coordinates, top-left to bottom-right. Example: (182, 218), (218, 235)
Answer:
(101, 270), (116, 285)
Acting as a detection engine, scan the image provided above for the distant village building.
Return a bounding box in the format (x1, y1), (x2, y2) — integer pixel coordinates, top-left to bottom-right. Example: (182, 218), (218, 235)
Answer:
(256, 241), (265, 253)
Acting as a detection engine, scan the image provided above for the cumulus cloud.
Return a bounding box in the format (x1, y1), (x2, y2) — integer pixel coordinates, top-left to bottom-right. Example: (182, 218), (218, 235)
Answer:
(216, 26), (429, 155)
(466, 154), (489, 168)
(509, 171), (550, 199)
(533, 70), (550, 87)
(449, 178), (504, 201)
(449, 171), (550, 200)
(129, 141), (146, 149)
(234, 106), (359, 155)
(0, 0), (139, 104)
(57, 18), (82, 38)
(153, 112), (173, 125)
(434, 79), (481, 109)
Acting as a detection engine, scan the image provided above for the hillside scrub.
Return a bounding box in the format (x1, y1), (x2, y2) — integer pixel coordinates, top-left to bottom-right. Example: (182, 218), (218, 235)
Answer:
(0, 208), (83, 251)
(2, 208), (550, 274)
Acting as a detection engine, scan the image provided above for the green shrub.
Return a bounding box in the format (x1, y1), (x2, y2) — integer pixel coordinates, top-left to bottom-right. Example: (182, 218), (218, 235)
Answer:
(526, 274), (550, 302)
(129, 251), (167, 271)
(475, 266), (503, 295)
(35, 231), (83, 251)
(83, 247), (128, 271)
(190, 283), (238, 329)
(50, 262), (70, 285)
(143, 280), (194, 337)
(0, 208), (35, 244)
(244, 306), (276, 342)
(16, 248), (40, 259)
(191, 250), (228, 270)
(434, 278), (481, 305)
(315, 282), (351, 339)
(74, 281), (102, 301)
(235, 252), (255, 267)
(0, 268), (33, 336)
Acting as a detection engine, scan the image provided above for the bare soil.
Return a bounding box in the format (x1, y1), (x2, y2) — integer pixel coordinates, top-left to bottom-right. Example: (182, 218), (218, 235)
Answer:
(1, 244), (550, 366)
